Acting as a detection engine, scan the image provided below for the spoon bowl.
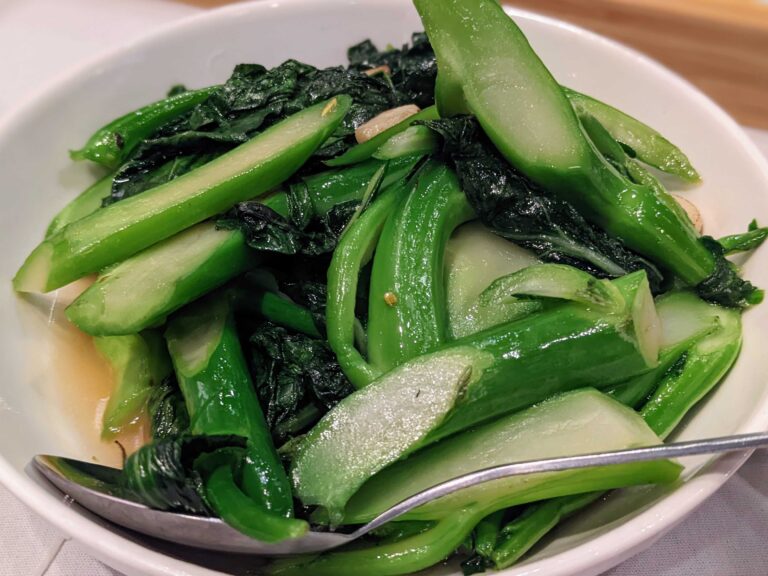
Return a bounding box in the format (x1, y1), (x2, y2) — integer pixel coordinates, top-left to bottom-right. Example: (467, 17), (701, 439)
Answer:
(33, 455), (352, 555)
(32, 431), (768, 556)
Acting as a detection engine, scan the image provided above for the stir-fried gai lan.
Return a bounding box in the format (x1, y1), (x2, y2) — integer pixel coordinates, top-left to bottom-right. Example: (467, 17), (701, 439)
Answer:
(13, 0), (767, 574)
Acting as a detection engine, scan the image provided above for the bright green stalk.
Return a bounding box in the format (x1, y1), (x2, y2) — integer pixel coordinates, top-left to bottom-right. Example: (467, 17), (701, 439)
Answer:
(326, 180), (412, 388)
(292, 272), (659, 516)
(605, 345), (688, 409)
(165, 295), (297, 524)
(718, 220), (768, 255)
(325, 105), (439, 167)
(67, 223), (254, 335)
(203, 464), (307, 542)
(427, 271), (658, 442)
(46, 173), (113, 237)
(564, 87), (700, 182)
(640, 293), (742, 437)
(276, 391), (680, 576)
(577, 112), (698, 234)
(488, 291), (742, 569)
(372, 125), (438, 160)
(455, 263), (624, 338)
(474, 510), (505, 559)
(246, 290), (321, 338)
(341, 389), (679, 524)
(489, 491), (603, 568)
(602, 287), (724, 408)
(67, 157), (417, 337)
(15, 96), (351, 293)
(95, 331), (171, 438)
(70, 87), (217, 168)
(267, 508), (483, 576)
(414, 0), (728, 292)
(367, 161), (474, 372)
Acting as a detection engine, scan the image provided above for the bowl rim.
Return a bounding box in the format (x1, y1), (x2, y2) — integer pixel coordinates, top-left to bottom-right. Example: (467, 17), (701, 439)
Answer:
(1, 1), (767, 575)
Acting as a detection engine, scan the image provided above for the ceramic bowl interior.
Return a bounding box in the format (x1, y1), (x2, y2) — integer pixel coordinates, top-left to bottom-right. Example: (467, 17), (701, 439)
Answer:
(1, 1), (767, 575)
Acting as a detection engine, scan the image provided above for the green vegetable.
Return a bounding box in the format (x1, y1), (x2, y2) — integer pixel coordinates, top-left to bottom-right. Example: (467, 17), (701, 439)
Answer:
(326, 179), (413, 388)
(564, 87), (701, 182)
(123, 440), (308, 542)
(196, 449), (308, 542)
(14, 96), (351, 293)
(427, 116), (665, 292)
(108, 48), (430, 205)
(94, 332), (171, 437)
(268, 509), (481, 576)
(640, 292), (742, 437)
(274, 390), (678, 576)
(219, 155), (419, 257)
(121, 435), (237, 514)
(14, 10), (766, 571)
(245, 291), (322, 338)
(165, 295), (299, 530)
(68, 157), (414, 336)
(372, 125), (438, 160)
(575, 110), (705, 242)
(718, 219), (768, 255)
(457, 263), (625, 339)
(429, 270), (660, 442)
(445, 222), (539, 339)
(67, 223), (254, 335)
(474, 511), (504, 559)
(249, 322), (354, 442)
(343, 388), (679, 523)
(415, 0), (757, 306)
(486, 291), (742, 569)
(46, 173), (113, 237)
(326, 106), (439, 167)
(488, 491), (603, 569)
(367, 161), (474, 372)
(290, 346), (489, 521)
(293, 271), (659, 516)
(70, 87), (216, 168)
(147, 377), (189, 440)
(347, 32), (438, 109)
(461, 510), (504, 573)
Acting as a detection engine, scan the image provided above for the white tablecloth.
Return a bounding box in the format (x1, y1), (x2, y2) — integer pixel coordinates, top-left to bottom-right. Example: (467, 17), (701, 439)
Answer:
(1, 1), (767, 574)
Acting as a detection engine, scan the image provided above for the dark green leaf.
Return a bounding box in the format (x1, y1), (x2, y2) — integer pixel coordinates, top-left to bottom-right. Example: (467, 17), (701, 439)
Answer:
(425, 116), (665, 291)
(347, 32), (437, 108)
(148, 376), (190, 441)
(696, 237), (763, 307)
(121, 435), (245, 514)
(461, 555), (491, 576)
(249, 322), (354, 441)
(106, 57), (412, 205)
(166, 84), (189, 97)
(217, 200), (357, 256)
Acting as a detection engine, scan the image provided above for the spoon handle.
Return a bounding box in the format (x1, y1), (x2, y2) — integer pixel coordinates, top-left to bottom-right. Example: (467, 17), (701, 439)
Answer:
(358, 431), (768, 535)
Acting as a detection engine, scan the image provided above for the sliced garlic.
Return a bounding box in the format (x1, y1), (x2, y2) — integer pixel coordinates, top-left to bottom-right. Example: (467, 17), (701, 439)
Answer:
(355, 104), (421, 143)
(364, 65), (392, 77)
(673, 194), (703, 234)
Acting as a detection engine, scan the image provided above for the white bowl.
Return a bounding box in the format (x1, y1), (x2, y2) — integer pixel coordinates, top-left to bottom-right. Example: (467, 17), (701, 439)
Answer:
(1, 1), (767, 575)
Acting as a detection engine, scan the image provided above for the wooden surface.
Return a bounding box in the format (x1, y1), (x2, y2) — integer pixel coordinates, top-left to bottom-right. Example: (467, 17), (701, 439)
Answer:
(504, 0), (768, 128)
(178, 0), (768, 128)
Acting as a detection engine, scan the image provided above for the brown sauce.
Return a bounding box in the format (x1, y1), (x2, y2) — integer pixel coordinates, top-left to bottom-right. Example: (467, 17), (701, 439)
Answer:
(41, 278), (149, 468)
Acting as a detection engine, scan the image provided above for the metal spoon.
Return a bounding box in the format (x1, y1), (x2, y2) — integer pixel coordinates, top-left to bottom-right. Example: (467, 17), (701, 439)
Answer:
(32, 431), (768, 556)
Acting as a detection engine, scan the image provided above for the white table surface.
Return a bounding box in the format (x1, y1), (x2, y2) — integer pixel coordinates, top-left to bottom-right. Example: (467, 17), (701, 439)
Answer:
(1, 1), (767, 574)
